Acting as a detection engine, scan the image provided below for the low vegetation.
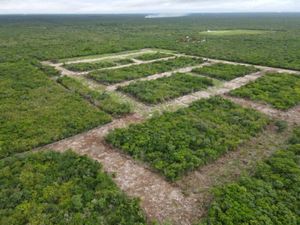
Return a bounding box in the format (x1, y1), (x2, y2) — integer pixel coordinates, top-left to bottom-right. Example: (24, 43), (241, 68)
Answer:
(0, 62), (111, 159)
(106, 97), (269, 180)
(192, 63), (259, 81)
(200, 127), (300, 225)
(230, 73), (300, 110)
(57, 76), (132, 117)
(63, 58), (134, 72)
(0, 151), (146, 225)
(118, 73), (214, 104)
(134, 52), (172, 61)
(88, 57), (204, 84)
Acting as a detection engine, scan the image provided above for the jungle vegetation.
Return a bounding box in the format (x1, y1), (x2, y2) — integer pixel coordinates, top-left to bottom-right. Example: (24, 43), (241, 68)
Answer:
(0, 151), (146, 225)
(0, 62), (111, 159)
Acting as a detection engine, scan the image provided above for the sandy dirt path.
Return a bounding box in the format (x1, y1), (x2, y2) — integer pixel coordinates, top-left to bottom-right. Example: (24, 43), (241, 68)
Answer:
(42, 114), (200, 225)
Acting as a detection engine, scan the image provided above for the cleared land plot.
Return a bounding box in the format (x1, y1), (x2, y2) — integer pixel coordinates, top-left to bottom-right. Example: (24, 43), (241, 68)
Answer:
(63, 58), (134, 72)
(199, 29), (271, 36)
(0, 151), (146, 225)
(201, 128), (300, 225)
(230, 73), (300, 110)
(118, 73), (214, 104)
(0, 62), (111, 159)
(57, 76), (132, 117)
(88, 57), (204, 84)
(134, 52), (173, 61)
(192, 63), (259, 81)
(106, 97), (269, 181)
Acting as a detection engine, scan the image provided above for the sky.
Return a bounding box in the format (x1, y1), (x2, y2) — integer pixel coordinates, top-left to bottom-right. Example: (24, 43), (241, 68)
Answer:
(0, 0), (299, 14)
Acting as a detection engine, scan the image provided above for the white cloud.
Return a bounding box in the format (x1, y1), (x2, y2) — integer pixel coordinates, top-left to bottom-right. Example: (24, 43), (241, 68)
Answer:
(0, 0), (299, 14)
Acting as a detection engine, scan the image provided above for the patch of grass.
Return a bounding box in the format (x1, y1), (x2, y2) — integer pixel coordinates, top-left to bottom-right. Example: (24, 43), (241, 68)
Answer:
(0, 62), (111, 159)
(106, 97), (269, 180)
(134, 52), (172, 61)
(63, 58), (134, 72)
(57, 76), (132, 117)
(199, 29), (271, 36)
(192, 63), (259, 81)
(0, 150), (146, 225)
(230, 73), (300, 110)
(118, 73), (214, 104)
(88, 57), (204, 84)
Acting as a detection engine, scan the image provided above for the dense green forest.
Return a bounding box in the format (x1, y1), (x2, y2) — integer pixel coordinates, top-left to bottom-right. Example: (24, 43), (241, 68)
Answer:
(192, 63), (259, 81)
(106, 97), (269, 180)
(89, 56), (203, 84)
(0, 14), (300, 70)
(118, 73), (214, 104)
(0, 151), (146, 225)
(230, 73), (300, 110)
(0, 62), (111, 159)
(57, 76), (132, 117)
(64, 58), (134, 72)
(200, 128), (300, 225)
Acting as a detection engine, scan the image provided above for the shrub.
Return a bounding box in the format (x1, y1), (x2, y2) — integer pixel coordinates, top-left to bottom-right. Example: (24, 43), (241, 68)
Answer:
(118, 73), (214, 104)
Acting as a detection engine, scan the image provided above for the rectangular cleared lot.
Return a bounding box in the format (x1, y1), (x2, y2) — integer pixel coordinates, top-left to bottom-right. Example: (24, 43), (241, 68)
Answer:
(230, 73), (300, 110)
(106, 97), (269, 180)
(63, 58), (134, 72)
(118, 73), (214, 104)
(192, 63), (259, 81)
(88, 57), (204, 84)
(133, 52), (173, 61)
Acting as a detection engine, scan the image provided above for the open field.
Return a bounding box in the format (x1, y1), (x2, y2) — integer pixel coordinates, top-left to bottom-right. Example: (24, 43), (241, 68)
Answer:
(1, 14), (300, 225)
(88, 56), (204, 84)
(118, 73), (214, 104)
(199, 29), (272, 36)
(230, 73), (300, 110)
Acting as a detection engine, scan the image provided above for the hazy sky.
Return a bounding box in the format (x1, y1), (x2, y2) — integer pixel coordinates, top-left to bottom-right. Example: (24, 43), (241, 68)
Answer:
(0, 0), (299, 14)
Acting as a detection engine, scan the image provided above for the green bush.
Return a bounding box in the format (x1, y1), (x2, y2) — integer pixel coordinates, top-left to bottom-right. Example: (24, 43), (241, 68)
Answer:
(0, 62), (111, 159)
(88, 57), (204, 84)
(192, 63), (259, 81)
(230, 73), (300, 110)
(106, 97), (269, 180)
(57, 76), (132, 117)
(64, 58), (134, 72)
(118, 73), (214, 104)
(0, 151), (146, 225)
(134, 52), (172, 61)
